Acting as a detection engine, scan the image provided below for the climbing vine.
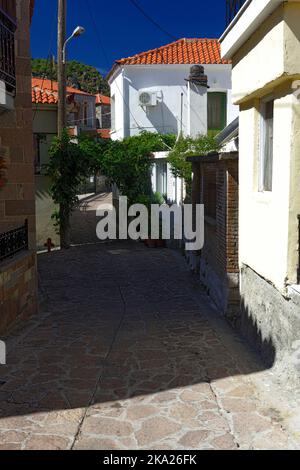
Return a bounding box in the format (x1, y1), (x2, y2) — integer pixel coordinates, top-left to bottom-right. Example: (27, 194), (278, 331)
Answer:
(167, 134), (220, 197)
(47, 131), (176, 248)
(98, 132), (176, 205)
(46, 130), (93, 248)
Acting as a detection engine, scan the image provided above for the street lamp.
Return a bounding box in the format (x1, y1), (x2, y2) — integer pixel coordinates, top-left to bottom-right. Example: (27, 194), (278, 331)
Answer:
(62, 26), (85, 64)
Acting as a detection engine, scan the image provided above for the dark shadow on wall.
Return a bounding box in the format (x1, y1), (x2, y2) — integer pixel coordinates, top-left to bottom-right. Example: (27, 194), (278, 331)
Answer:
(0, 241), (274, 420)
(239, 298), (277, 369)
(185, 251), (277, 372)
(144, 100), (179, 135)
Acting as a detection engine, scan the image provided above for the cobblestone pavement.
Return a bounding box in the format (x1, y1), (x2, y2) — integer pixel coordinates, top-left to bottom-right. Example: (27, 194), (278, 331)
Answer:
(1, 242), (300, 450)
(70, 192), (113, 246)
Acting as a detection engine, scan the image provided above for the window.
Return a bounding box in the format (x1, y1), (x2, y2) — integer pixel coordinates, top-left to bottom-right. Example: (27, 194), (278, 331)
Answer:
(259, 99), (274, 192)
(111, 95), (115, 131)
(208, 92), (227, 134)
(156, 162), (167, 196)
(83, 102), (88, 126)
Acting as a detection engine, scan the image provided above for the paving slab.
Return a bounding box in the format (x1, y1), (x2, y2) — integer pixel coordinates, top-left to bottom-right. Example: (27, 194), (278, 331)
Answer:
(0, 241), (299, 450)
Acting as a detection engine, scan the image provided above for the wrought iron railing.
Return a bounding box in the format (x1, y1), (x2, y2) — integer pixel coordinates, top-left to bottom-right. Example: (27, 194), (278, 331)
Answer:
(226, 0), (247, 26)
(0, 6), (16, 93)
(0, 220), (28, 262)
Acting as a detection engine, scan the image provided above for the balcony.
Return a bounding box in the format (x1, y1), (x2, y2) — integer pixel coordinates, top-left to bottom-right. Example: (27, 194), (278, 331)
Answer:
(0, 6), (16, 94)
(226, 0), (247, 26)
(0, 220), (29, 263)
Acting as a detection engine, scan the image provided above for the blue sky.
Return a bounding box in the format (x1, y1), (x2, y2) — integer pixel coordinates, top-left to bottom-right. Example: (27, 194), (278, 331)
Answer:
(31, 0), (227, 76)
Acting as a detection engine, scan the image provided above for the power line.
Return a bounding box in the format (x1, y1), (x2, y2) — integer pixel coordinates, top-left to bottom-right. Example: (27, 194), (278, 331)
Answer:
(86, 0), (143, 130)
(128, 0), (177, 41)
(33, 4), (57, 122)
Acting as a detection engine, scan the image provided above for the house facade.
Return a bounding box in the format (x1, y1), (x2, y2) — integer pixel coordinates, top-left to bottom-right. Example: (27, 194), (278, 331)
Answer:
(107, 38), (237, 140)
(0, 0), (37, 333)
(220, 0), (300, 380)
(107, 38), (238, 203)
(95, 93), (111, 138)
(32, 78), (98, 250)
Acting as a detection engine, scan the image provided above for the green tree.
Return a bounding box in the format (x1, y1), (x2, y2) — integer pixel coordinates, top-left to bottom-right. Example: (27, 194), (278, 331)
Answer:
(46, 131), (174, 248)
(167, 135), (220, 199)
(31, 58), (110, 96)
(47, 130), (93, 248)
(99, 132), (176, 205)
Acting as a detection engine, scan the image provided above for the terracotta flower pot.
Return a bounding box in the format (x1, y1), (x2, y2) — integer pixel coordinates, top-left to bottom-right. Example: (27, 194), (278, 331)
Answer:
(144, 238), (156, 248)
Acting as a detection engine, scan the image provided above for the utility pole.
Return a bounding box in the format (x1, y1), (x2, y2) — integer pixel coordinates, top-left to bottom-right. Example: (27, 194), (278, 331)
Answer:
(57, 0), (66, 137)
(57, 0), (69, 248)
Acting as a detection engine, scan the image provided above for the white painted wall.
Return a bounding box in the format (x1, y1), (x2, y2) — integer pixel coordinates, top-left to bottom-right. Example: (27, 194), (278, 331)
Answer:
(110, 69), (125, 140)
(109, 64), (238, 141)
(151, 152), (184, 204)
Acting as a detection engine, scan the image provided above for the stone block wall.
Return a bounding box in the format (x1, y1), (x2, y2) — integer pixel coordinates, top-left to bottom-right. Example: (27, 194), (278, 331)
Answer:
(240, 264), (300, 385)
(0, 0), (38, 332)
(0, 252), (37, 334)
(195, 154), (239, 322)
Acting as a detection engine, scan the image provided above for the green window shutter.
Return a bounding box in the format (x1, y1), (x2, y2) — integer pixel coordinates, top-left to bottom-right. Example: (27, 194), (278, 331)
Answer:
(207, 92), (227, 133)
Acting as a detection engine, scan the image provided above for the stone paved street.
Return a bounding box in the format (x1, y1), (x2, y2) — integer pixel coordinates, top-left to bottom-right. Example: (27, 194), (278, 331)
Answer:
(0, 241), (300, 450)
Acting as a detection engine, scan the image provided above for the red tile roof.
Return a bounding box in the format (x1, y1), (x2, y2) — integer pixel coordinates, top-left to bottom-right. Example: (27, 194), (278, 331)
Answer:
(32, 78), (93, 105)
(95, 94), (111, 105)
(97, 129), (111, 139)
(108, 38), (230, 79)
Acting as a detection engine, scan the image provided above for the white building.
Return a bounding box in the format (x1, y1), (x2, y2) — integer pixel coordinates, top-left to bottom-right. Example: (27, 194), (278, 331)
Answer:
(107, 38), (238, 202)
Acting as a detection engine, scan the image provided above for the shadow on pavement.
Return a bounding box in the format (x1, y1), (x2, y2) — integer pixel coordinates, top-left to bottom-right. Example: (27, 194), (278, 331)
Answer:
(0, 241), (274, 419)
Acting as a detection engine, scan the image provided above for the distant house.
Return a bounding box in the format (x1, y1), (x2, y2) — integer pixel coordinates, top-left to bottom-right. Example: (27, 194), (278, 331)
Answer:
(95, 93), (111, 138)
(32, 78), (97, 172)
(32, 79), (107, 250)
(107, 38), (238, 139)
(107, 38), (238, 202)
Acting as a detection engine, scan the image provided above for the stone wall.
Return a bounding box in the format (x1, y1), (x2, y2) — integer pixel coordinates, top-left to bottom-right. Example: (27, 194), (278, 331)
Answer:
(0, 252), (37, 334)
(0, 0), (38, 332)
(199, 156), (239, 323)
(240, 264), (300, 385)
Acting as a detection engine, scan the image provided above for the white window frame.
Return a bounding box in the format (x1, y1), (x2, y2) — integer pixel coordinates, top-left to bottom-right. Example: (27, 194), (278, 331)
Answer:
(259, 97), (274, 192)
(111, 94), (116, 132)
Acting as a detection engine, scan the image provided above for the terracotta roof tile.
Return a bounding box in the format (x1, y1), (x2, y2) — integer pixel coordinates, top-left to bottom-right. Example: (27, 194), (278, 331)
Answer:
(95, 94), (111, 105)
(108, 38), (230, 79)
(97, 129), (111, 139)
(32, 78), (94, 105)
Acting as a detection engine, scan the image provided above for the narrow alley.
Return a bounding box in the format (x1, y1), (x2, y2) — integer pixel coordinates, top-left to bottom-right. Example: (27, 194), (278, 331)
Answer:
(0, 242), (299, 450)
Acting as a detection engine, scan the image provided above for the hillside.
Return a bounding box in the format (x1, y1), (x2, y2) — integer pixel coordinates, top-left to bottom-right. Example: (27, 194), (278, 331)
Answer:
(31, 58), (110, 96)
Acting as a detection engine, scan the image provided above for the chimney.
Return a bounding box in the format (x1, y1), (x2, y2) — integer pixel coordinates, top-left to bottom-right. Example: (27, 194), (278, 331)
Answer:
(185, 65), (209, 138)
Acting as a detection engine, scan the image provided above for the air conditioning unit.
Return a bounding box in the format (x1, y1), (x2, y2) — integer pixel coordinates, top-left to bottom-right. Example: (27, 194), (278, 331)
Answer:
(139, 90), (157, 107)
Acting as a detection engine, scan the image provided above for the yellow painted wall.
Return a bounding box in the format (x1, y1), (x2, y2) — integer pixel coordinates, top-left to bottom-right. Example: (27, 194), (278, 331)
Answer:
(35, 175), (60, 251)
(231, 2), (300, 291)
(232, 3), (300, 104)
(239, 93), (295, 290)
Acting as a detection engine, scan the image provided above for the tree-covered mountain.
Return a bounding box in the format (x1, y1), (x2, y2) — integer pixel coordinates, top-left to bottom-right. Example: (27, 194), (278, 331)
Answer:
(31, 58), (110, 96)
